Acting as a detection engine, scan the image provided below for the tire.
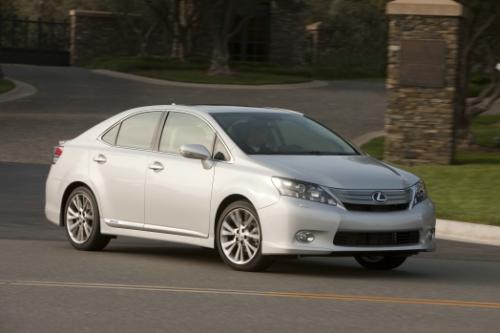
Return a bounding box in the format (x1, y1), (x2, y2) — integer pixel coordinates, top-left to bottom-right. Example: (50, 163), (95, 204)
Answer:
(355, 255), (408, 270)
(64, 186), (111, 251)
(215, 200), (272, 272)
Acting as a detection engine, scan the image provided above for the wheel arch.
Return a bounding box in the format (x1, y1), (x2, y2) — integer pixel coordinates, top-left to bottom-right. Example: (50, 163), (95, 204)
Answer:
(214, 194), (255, 235)
(59, 181), (97, 226)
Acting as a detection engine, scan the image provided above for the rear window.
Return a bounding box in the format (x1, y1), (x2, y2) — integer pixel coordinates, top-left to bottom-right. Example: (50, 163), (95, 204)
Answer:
(102, 124), (119, 145)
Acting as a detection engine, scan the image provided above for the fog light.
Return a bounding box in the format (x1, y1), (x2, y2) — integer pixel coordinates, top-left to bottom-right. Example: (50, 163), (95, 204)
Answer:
(295, 231), (315, 243)
(425, 228), (435, 242)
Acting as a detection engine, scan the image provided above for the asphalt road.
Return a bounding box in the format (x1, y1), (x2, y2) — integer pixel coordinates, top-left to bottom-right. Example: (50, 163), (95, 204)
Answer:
(1, 162), (500, 333)
(1, 65), (500, 332)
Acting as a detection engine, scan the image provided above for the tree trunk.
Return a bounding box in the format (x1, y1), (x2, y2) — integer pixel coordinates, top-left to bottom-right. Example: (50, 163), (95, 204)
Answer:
(170, 26), (187, 62)
(455, 117), (475, 149)
(208, 41), (231, 76)
(454, 10), (500, 149)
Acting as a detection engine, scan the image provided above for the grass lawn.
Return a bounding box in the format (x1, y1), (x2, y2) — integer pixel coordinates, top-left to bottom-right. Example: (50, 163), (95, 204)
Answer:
(89, 56), (312, 85)
(0, 78), (15, 94)
(361, 115), (500, 226)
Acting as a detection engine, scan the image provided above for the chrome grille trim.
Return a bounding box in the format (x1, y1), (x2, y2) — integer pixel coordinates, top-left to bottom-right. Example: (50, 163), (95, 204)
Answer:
(330, 188), (412, 206)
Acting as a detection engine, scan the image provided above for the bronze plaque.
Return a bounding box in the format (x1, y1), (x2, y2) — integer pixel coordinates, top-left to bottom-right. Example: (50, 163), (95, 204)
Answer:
(399, 39), (446, 88)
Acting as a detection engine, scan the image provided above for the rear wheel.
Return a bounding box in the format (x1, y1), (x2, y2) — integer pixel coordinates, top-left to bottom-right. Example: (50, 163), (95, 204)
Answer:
(216, 200), (272, 271)
(64, 186), (110, 251)
(355, 255), (408, 270)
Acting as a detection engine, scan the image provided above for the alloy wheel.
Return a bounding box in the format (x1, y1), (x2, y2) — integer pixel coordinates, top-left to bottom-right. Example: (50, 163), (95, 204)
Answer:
(66, 192), (94, 244)
(220, 208), (261, 265)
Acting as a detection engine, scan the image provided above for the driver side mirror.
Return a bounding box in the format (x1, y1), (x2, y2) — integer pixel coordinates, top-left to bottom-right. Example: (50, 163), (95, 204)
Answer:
(179, 144), (211, 160)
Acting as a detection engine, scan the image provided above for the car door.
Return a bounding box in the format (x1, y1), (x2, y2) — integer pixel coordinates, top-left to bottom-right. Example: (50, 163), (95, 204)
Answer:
(144, 112), (216, 238)
(89, 111), (164, 228)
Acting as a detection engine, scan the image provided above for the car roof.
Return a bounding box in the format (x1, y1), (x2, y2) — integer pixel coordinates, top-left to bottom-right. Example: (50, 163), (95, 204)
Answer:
(193, 105), (302, 115)
(127, 104), (302, 117)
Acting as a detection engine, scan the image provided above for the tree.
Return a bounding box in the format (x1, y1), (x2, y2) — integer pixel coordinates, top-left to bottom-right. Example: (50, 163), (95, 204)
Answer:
(207, 0), (305, 75)
(0, 0), (17, 79)
(305, 0), (389, 76)
(206, 0), (261, 75)
(0, 0), (17, 17)
(7, 0), (107, 20)
(457, 0), (500, 146)
(145, 0), (206, 61)
(305, 0), (333, 23)
(102, 0), (160, 57)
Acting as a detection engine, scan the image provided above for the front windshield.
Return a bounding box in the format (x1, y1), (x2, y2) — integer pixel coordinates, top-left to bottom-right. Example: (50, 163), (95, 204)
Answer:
(211, 112), (358, 156)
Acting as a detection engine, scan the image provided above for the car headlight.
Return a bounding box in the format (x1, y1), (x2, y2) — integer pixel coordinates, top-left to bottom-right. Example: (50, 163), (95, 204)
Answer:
(272, 177), (337, 206)
(411, 180), (428, 207)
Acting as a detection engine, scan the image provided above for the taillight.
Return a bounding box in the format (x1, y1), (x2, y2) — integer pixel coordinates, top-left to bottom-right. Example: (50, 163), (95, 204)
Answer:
(53, 142), (65, 164)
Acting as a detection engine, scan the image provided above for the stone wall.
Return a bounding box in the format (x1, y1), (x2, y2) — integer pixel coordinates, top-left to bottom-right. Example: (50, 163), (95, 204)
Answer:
(384, 0), (463, 165)
(70, 4), (306, 66)
(69, 10), (169, 65)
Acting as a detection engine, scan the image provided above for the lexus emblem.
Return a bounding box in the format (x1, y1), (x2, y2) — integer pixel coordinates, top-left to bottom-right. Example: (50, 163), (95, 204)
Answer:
(372, 191), (387, 203)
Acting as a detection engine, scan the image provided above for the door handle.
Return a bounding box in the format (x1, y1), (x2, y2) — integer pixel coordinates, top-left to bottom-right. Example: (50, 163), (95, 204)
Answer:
(93, 154), (107, 164)
(148, 161), (164, 172)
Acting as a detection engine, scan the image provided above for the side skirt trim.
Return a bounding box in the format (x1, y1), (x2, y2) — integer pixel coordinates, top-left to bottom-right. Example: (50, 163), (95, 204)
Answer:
(103, 218), (206, 238)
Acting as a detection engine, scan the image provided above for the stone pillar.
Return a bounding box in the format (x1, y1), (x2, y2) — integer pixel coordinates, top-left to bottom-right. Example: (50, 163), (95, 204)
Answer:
(384, 0), (464, 165)
(69, 10), (128, 65)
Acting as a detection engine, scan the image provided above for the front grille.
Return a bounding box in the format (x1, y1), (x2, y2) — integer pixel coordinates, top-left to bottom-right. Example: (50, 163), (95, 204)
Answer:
(342, 203), (409, 212)
(333, 230), (420, 246)
(330, 188), (412, 212)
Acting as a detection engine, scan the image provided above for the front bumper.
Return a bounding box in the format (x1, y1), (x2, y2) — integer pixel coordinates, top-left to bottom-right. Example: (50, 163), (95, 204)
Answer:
(258, 196), (436, 255)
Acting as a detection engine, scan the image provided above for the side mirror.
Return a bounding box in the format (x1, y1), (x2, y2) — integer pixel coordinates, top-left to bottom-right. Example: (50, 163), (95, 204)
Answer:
(180, 144), (211, 160)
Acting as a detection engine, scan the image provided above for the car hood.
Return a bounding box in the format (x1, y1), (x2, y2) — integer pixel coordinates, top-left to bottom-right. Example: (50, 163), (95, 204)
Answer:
(250, 155), (418, 190)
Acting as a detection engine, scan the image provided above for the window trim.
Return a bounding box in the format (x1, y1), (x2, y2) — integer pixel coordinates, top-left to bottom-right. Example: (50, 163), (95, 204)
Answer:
(212, 135), (231, 162)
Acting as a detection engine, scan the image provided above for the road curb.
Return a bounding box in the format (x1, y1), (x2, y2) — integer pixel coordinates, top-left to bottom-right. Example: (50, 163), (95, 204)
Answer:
(0, 78), (37, 103)
(352, 130), (385, 146)
(436, 219), (500, 247)
(91, 69), (329, 90)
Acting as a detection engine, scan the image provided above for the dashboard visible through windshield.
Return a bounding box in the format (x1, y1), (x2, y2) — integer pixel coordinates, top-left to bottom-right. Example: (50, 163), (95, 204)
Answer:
(211, 112), (359, 156)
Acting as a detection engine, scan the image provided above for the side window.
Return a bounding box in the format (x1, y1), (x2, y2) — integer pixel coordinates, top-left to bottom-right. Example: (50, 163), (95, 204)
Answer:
(213, 137), (230, 161)
(102, 124), (119, 145)
(159, 112), (215, 154)
(116, 112), (162, 149)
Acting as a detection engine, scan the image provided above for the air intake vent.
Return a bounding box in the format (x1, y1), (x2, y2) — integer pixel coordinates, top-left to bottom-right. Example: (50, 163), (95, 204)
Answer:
(334, 230), (420, 246)
(342, 203), (409, 212)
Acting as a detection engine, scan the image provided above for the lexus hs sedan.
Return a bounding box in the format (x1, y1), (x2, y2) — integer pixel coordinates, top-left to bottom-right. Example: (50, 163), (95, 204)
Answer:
(45, 105), (436, 271)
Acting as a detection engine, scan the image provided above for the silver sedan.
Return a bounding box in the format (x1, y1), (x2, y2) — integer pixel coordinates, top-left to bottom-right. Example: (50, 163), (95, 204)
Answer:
(45, 105), (436, 271)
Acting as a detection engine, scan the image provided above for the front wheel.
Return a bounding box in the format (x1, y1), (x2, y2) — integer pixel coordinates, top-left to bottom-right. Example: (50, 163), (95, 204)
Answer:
(64, 186), (111, 251)
(355, 255), (408, 270)
(215, 201), (272, 271)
